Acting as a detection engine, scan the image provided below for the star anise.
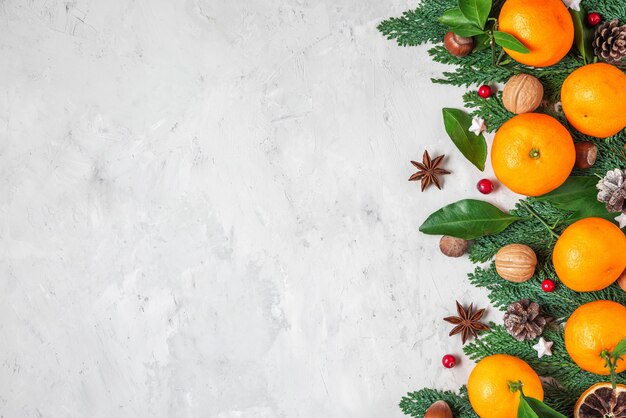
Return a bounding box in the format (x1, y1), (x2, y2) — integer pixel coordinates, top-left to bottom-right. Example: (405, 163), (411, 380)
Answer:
(409, 150), (451, 191)
(444, 301), (490, 344)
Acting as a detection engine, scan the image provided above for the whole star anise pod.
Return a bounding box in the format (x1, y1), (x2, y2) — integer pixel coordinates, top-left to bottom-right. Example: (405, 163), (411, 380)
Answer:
(444, 301), (490, 344)
(409, 150), (451, 192)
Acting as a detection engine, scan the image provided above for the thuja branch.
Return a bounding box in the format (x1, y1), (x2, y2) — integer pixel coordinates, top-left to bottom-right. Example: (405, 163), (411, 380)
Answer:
(519, 200), (561, 240)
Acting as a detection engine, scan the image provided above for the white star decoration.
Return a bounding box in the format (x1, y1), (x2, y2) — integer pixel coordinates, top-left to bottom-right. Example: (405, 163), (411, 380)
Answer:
(616, 213), (626, 229)
(469, 116), (487, 136)
(562, 0), (581, 11)
(532, 337), (554, 358)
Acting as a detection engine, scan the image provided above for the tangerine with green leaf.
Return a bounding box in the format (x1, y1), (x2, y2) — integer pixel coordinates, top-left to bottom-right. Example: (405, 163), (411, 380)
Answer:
(467, 354), (543, 418)
(564, 301), (626, 375)
(498, 0), (574, 67)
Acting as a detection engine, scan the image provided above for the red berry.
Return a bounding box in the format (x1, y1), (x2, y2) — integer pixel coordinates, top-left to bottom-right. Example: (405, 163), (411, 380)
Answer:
(477, 179), (494, 194)
(478, 85), (492, 98)
(587, 12), (602, 27)
(442, 354), (456, 369)
(542, 279), (555, 292)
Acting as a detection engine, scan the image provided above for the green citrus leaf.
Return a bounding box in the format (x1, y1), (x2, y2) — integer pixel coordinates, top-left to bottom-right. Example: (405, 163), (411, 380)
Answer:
(570, 8), (594, 64)
(458, 0), (492, 29)
(439, 7), (472, 27)
(442, 108), (487, 171)
(473, 33), (491, 51)
(611, 338), (626, 362)
(517, 396), (540, 418)
(524, 397), (567, 418)
(535, 176), (620, 224)
(493, 31), (530, 53)
(419, 199), (521, 239)
(450, 25), (486, 37)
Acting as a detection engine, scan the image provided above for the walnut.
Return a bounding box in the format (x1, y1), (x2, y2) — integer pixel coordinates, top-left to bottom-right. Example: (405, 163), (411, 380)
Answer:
(495, 244), (537, 283)
(502, 74), (544, 114)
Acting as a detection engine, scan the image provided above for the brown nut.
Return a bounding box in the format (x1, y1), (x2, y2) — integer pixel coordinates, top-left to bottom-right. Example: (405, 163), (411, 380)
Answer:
(425, 400), (453, 418)
(439, 236), (469, 257)
(502, 74), (544, 114)
(495, 244), (537, 283)
(617, 268), (626, 291)
(444, 32), (474, 57)
(574, 141), (598, 169)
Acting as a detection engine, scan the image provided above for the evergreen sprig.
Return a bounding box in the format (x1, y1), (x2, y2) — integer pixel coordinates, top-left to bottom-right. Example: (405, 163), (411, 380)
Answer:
(583, 0), (626, 21)
(463, 91), (513, 132)
(400, 386), (478, 418)
(377, 0), (456, 46)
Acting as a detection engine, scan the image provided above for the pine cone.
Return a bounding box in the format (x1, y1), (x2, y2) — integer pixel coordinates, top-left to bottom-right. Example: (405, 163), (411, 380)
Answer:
(597, 168), (626, 213)
(593, 19), (626, 66)
(503, 300), (547, 342)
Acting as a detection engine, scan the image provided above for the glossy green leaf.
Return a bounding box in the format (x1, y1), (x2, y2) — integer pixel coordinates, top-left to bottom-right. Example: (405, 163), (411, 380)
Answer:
(450, 25), (486, 37)
(493, 31), (530, 53)
(438, 7), (485, 38)
(458, 0), (492, 29)
(611, 338), (626, 361)
(524, 397), (567, 418)
(517, 397), (539, 418)
(535, 176), (620, 224)
(442, 108), (487, 171)
(419, 199), (521, 239)
(473, 33), (491, 51)
(439, 7), (472, 27)
(570, 8), (594, 64)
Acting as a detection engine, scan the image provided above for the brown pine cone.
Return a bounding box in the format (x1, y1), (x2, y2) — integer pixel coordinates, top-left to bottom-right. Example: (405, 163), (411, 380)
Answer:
(597, 168), (626, 213)
(593, 19), (626, 66)
(503, 299), (547, 341)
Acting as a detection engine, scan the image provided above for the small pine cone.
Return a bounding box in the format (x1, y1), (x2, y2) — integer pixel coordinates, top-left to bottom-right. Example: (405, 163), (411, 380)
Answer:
(597, 168), (626, 213)
(593, 19), (626, 66)
(503, 299), (547, 341)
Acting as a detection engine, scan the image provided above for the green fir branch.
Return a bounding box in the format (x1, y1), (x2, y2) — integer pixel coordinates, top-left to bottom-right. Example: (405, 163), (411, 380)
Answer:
(400, 387), (478, 418)
(583, 0), (626, 21)
(377, 0), (456, 46)
(463, 91), (514, 132)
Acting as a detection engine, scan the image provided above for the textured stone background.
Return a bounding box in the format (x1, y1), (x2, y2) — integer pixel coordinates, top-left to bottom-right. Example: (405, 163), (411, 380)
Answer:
(0, 1), (517, 416)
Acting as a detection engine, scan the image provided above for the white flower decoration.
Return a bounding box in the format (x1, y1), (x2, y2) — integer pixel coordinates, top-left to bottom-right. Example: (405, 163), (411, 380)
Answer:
(615, 213), (626, 229)
(562, 0), (581, 11)
(469, 116), (487, 136)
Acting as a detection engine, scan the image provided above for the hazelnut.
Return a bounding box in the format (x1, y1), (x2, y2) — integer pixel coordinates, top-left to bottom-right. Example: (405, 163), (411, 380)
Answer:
(439, 236), (469, 257)
(502, 74), (544, 114)
(574, 141), (598, 169)
(425, 400), (453, 418)
(617, 268), (626, 291)
(443, 32), (474, 57)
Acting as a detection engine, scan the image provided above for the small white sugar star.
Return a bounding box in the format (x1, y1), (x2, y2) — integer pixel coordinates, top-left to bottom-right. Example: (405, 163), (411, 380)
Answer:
(562, 0), (581, 11)
(532, 337), (554, 358)
(616, 213), (626, 229)
(469, 116), (486, 136)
